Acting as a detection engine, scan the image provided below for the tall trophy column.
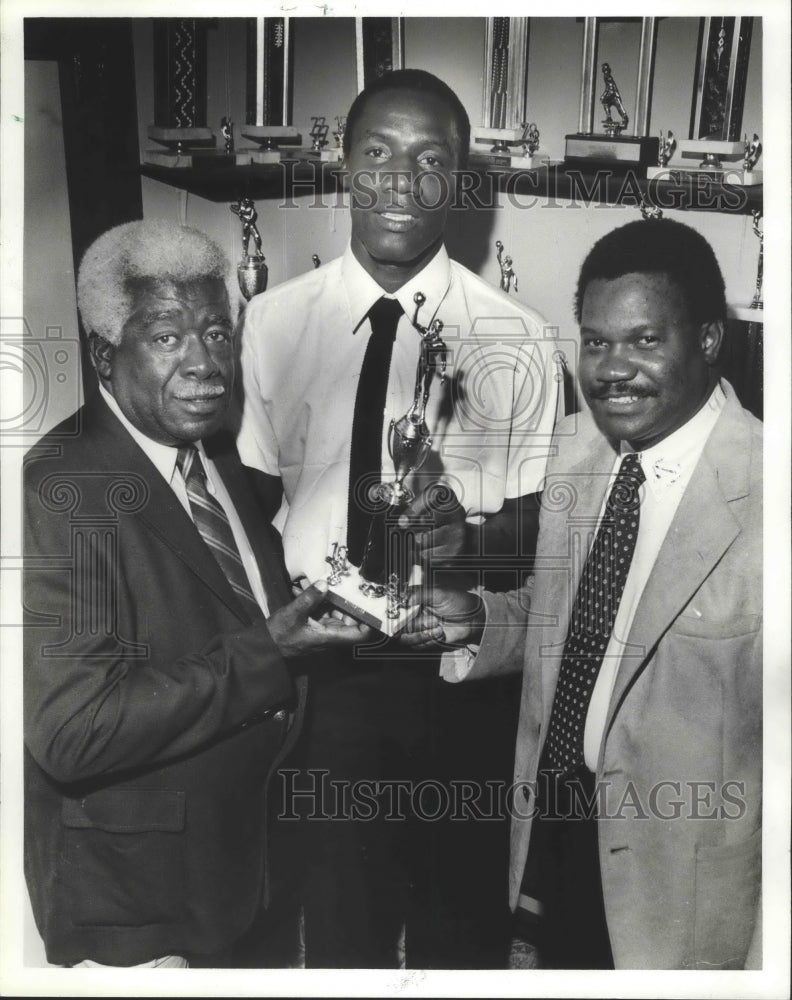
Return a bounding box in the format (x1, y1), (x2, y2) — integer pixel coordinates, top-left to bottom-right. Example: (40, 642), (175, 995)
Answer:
(323, 293), (448, 634)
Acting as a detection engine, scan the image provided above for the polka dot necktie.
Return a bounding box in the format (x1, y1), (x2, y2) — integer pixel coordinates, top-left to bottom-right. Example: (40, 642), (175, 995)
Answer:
(176, 445), (261, 619)
(544, 453), (645, 773)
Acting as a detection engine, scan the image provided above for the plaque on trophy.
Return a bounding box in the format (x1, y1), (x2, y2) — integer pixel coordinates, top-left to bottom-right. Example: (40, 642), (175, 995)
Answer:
(321, 294), (448, 635)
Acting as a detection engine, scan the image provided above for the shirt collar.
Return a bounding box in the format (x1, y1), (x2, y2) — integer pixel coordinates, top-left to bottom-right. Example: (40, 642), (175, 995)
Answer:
(622, 381), (727, 497)
(341, 243), (452, 333)
(98, 382), (206, 485)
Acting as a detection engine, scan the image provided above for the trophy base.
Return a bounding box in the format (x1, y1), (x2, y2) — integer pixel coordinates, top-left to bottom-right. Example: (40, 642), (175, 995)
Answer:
(323, 565), (421, 637)
(304, 148), (343, 162)
(564, 133), (660, 172)
(142, 149), (194, 168)
(248, 148), (285, 165)
(468, 150), (547, 170)
(646, 165), (763, 187)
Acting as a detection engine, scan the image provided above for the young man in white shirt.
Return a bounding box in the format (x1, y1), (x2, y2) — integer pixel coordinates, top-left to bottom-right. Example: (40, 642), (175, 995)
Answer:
(239, 69), (559, 967)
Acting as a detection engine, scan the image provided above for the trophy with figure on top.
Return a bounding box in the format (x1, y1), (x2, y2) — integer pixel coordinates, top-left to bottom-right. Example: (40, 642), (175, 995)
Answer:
(321, 294), (449, 634)
(230, 198), (268, 301)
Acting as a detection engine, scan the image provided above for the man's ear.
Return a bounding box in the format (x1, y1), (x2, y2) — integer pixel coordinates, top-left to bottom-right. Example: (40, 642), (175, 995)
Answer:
(700, 319), (724, 365)
(88, 334), (115, 382)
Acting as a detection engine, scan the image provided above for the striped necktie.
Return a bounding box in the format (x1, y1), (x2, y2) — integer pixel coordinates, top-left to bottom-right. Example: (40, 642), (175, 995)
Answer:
(543, 453), (645, 773)
(176, 445), (261, 618)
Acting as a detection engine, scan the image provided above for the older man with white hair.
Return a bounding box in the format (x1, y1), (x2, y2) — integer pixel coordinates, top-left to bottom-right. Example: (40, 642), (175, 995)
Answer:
(23, 219), (369, 968)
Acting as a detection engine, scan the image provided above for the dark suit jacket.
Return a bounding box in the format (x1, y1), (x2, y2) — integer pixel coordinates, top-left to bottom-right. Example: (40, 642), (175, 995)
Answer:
(24, 391), (305, 966)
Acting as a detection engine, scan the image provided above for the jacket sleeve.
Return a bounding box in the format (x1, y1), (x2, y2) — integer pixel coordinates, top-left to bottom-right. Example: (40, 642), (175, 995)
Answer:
(441, 579), (533, 684)
(23, 470), (295, 787)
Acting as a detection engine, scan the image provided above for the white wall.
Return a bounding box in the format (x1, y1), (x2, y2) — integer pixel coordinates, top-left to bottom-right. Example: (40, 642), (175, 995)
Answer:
(23, 60), (83, 439)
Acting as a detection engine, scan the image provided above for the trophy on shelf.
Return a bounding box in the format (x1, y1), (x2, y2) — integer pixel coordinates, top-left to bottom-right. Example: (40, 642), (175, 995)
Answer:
(565, 19), (660, 174)
(239, 126), (302, 164)
(647, 130), (763, 187)
(307, 115), (344, 162)
(470, 17), (542, 169)
(471, 120), (543, 169)
(230, 198), (268, 300)
(308, 116), (329, 153)
(648, 134), (763, 186)
(519, 122), (540, 161)
(322, 293), (448, 634)
(566, 58), (659, 172)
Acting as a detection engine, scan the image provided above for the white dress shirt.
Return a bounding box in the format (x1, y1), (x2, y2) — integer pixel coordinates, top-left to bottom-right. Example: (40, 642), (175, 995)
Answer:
(239, 243), (559, 583)
(99, 383), (269, 615)
(581, 381), (726, 770)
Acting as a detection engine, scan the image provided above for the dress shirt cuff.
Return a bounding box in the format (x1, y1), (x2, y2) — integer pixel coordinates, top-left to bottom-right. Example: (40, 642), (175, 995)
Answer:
(438, 644), (481, 683)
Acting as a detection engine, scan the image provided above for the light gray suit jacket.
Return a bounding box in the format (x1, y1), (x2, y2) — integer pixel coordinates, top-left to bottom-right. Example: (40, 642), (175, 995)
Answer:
(469, 381), (762, 969)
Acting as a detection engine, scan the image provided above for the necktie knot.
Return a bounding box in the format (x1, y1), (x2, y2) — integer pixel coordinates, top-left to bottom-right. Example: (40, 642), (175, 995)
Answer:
(367, 296), (404, 337)
(607, 453), (644, 516)
(176, 444), (200, 480)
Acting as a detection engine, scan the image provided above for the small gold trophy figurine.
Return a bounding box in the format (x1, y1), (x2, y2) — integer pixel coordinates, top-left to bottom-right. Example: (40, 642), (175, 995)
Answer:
(325, 543), (351, 586)
(323, 293), (448, 631)
(519, 122), (540, 160)
(333, 116), (347, 155)
(743, 133), (762, 173)
(600, 63), (629, 136)
(658, 129), (676, 167)
(230, 198), (268, 301)
(750, 210), (763, 310)
(221, 117), (234, 155)
(309, 116), (330, 154)
(639, 194), (663, 221)
(495, 241), (518, 294)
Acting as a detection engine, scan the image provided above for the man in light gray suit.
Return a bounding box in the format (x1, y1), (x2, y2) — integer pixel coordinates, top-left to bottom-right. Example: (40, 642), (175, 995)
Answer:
(403, 218), (762, 970)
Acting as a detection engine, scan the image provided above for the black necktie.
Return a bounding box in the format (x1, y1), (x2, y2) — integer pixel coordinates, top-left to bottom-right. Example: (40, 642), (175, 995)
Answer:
(543, 453), (645, 772)
(347, 297), (403, 565)
(176, 445), (261, 618)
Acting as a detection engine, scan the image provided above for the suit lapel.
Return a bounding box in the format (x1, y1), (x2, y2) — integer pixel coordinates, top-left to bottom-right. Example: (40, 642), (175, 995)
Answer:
(601, 388), (753, 747)
(538, 425), (619, 732)
(85, 394), (258, 624)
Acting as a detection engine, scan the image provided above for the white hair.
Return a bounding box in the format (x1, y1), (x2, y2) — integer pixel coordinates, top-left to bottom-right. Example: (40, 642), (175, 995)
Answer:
(77, 220), (239, 345)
